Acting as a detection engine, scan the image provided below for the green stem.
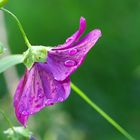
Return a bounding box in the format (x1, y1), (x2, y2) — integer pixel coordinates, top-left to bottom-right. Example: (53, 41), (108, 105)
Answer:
(0, 109), (16, 133)
(71, 82), (135, 140)
(0, 8), (31, 48)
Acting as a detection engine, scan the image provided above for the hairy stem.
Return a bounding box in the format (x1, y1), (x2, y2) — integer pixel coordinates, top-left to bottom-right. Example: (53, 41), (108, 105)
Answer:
(71, 82), (135, 140)
(0, 8), (31, 48)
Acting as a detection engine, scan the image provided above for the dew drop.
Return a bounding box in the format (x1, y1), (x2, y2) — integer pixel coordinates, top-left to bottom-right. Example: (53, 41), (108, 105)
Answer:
(66, 37), (73, 43)
(38, 93), (44, 98)
(21, 111), (29, 116)
(69, 48), (77, 55)
(57, 97), (64, 102)
(64, 60), (76, 67)
(45, 99), (54, 106)
(30, 111), (33, 115)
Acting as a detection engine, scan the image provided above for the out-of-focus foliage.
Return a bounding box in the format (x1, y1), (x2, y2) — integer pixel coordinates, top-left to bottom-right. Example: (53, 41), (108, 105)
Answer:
(0, 0), (8, 8)
(0, 42), (5, 54)
(0, 0), (140, 139)
(4, 126), (32, 140)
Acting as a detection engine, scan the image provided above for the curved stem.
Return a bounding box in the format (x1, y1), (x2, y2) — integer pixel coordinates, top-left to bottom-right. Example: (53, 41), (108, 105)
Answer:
(71, 82), (135, 140)
(0, 109), (16, 133)
(0, 8), (31, 48)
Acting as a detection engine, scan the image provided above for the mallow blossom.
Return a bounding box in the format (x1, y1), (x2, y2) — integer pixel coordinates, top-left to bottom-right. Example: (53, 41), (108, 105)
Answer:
(14, 17), (102, 126)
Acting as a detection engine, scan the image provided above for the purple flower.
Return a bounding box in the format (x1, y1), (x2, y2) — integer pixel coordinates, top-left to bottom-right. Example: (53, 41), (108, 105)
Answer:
(14, 17), (101, 126)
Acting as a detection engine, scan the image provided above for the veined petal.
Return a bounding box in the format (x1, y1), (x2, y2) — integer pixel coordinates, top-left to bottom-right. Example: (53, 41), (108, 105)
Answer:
(47, 29), (101, 81)
(14, 71), (29, 126)
(54, 17), (86, 50)
(14, 63), (70, 126)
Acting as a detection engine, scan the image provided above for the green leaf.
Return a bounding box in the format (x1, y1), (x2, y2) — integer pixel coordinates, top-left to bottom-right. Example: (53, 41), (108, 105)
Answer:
(4, 126), (32, 140)
(0, 0), (8, 8)
(0, 55), (23, 74)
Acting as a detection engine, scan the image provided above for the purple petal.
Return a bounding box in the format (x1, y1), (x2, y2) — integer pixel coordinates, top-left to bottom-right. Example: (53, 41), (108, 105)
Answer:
(14, 63), (70, 126)
(47, 29), (102, 81)
(14, 71), (29, 126)
(54, 17), (86, 50)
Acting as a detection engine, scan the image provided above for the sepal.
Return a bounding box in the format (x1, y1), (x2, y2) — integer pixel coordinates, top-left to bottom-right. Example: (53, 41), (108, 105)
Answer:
(23, 46), (49, 69)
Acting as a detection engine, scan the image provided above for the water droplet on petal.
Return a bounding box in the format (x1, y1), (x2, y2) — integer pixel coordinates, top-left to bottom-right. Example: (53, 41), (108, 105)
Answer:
(38, 93), (44, 98)
(30, 111), (33, 115)
(64, 60), (76, 67)
(21, 111), (29, 116)
(69, 48), (77, 55)
(57, 97), (64, 102)
(66, 37), (73, 43)
(45, 99), (54, 106)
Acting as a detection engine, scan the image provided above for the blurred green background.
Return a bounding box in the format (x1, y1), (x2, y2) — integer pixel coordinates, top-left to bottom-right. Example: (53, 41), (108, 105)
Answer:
(0, 0), (140, 139)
